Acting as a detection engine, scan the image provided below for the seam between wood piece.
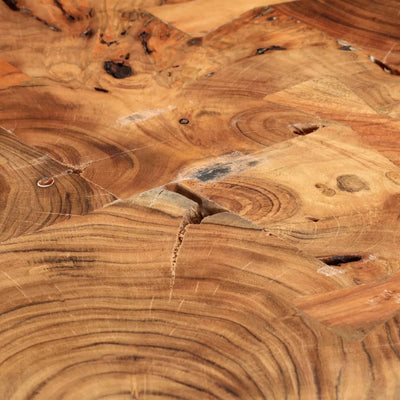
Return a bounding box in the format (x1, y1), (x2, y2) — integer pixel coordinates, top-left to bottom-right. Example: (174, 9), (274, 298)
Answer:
(293, 270), (400, 341)
(144, 1), (285, 36)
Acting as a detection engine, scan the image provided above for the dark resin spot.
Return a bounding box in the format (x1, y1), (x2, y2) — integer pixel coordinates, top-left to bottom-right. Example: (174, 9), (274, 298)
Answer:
(256, 45), (286, 55)
(179, 118), (190, 125)
(370, 57), (400, 76)
(81, 28), (94, 38)
(3, 0), (19, 10)
(187, 37), (202, 46)
(104, 61), (133, 79)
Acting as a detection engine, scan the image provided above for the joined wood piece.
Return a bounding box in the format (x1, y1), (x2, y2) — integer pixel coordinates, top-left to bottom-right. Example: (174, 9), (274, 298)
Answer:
(2, 0), (400, 397)
(0, 188), (358, 399)
(0, 58), (29, 89)
(275, 0), (400, 67)
(294, 270), (400, 341)
(179, 126), (400, 284)
(264, 76), (400, 166)
(146, 0), (282, 35)
(0, 127), (115, 242)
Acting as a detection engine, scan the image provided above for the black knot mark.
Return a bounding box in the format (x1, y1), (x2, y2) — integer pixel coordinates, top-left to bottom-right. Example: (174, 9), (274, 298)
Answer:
(139, 31), (153, 55)
(104, 61), (133, 79)
(187, 37), (202, 46)
(100, 33), (118, 47)
(81, 28), (94, 38)
(3, 0), (19, 10)
(53, 0), (76, 21)
(370, 56), (400, 76)
(319, 255), (362, 266)
(179, 118), (190, 125)
(256, 45), (286, 55)
(339, 45), (353, 51)
(94, 87), (109, 93)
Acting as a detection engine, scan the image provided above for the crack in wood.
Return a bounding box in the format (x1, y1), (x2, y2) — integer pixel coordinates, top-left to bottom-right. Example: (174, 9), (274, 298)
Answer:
(166, 185), (226, 301)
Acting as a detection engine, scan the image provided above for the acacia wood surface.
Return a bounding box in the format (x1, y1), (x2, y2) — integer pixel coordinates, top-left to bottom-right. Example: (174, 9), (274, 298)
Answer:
(2, 0), (400, 399)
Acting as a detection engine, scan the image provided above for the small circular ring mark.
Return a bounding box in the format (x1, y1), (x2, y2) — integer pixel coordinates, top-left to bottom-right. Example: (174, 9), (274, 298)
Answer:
(37, 177), (55, 188)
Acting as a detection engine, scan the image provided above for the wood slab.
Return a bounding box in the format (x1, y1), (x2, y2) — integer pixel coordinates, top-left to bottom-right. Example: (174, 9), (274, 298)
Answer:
(3, 0), (400, 398)
(178, 125), (400, 284)
(146, 0), (283, 35)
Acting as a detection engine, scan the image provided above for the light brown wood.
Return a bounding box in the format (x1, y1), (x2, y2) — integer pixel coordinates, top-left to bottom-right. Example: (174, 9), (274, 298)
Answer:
(2, 0), (400, 398)
(0, 58), (29, 88)
(179, 125), (400, 284)
(0, 127), (115, 242)
(275, 0), (400, 68)
(146, 0), (282, 35)
(294, 270), (400, 341)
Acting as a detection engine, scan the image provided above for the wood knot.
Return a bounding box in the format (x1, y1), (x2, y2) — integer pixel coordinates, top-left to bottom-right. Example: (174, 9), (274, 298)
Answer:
(337, 174), (370, 192)
(104, 61), (133, 79)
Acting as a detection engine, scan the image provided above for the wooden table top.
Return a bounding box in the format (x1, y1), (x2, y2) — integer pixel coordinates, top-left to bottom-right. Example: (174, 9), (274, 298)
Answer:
(1, 0), (400, 398)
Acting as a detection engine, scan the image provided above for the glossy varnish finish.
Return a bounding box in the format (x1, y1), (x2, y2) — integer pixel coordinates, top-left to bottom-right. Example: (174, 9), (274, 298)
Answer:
(1, 0), (400, 399)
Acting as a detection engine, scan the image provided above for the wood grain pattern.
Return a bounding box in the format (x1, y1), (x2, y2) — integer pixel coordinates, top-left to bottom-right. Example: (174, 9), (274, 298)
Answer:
(179, 126), (400, 284)
(0, 188), (373, 399)
(146, 0), (282, 35)
(0, 58), (29, 89)
(1, 188), (400, 398)
(294, 270), (400, 341)
(275, 0), (400, 68)
(264, 76), (400, 166)
(3, 0), (400, 398)
(0, 127), (115, 242)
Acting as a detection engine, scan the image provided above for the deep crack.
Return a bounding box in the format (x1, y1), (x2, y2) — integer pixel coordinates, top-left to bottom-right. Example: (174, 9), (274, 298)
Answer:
(166, 184), (226, 300)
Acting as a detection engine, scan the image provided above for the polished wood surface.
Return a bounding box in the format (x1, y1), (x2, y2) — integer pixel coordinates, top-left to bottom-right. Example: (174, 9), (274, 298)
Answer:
(1, 0), (400, 398)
